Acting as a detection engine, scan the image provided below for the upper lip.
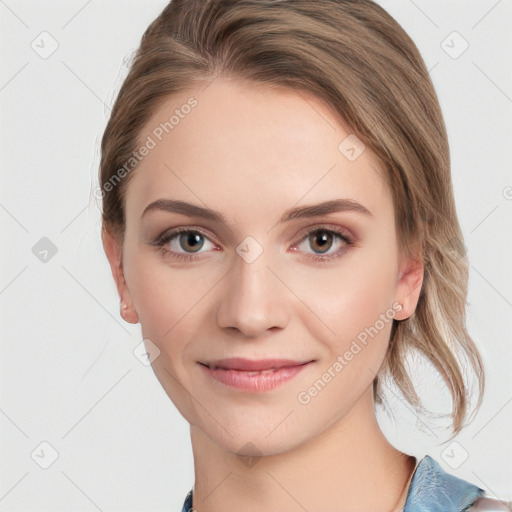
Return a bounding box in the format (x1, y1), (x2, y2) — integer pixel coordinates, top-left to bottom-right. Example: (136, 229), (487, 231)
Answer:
(202, 358), (313, 371)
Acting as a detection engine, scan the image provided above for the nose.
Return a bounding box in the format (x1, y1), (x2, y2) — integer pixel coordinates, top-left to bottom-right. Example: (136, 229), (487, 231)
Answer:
(214, 251), (290, 338)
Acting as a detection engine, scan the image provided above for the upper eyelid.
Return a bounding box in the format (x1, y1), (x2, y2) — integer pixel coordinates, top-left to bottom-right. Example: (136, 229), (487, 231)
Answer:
(294, 223), (353, 239)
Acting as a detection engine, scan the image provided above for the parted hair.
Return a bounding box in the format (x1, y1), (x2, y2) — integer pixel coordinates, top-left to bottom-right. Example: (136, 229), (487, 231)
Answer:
(99, 0), (485, 435)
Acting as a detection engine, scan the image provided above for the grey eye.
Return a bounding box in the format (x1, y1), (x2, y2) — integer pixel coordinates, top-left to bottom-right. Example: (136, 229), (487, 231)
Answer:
(179, 232), (205, 253)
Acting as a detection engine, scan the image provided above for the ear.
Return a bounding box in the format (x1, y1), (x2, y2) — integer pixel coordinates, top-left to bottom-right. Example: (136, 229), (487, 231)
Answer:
(101, 227), (139, 324)
(394, 247), (425, 321)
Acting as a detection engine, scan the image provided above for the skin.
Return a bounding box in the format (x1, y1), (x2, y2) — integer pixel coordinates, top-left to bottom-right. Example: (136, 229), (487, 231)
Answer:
(103, 77), (424, 512)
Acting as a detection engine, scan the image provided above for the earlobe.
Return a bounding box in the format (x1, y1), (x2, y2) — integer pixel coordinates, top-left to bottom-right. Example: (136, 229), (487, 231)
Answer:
(120, 301), (139, 324)
(394, 251), (424, 321)
(101, 227), (139, 324)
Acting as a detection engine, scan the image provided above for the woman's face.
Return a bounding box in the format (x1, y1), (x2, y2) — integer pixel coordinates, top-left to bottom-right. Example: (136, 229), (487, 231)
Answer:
(104, 78), (423, 457)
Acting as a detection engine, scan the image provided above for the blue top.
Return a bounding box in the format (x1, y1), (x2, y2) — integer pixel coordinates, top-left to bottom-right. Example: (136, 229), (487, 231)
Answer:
(180, 455), (488, 512)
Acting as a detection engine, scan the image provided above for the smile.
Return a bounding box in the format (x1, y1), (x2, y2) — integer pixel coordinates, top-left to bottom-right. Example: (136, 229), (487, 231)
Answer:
(198, 358), (314, 392)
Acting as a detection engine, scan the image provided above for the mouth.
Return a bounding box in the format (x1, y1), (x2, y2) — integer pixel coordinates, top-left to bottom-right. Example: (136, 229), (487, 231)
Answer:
(198, 358), (315, 392)
(202, 357), (313, 371)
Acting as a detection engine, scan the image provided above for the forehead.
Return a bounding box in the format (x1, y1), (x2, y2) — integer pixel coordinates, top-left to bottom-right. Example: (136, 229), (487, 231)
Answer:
(125, 78), (390, 223)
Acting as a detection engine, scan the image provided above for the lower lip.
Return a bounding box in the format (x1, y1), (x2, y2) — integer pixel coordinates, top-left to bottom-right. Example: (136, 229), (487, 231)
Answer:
(199, 363), (311, 392)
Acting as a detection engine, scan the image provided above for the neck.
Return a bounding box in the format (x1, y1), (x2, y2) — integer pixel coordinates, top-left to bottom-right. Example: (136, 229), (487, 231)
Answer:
(189, 387), (416, 512)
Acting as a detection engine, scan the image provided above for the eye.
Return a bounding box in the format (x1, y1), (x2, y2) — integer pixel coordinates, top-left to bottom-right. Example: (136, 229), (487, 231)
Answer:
(293, 227), (354, 261)
(174, 231), (209, 253)
(303, 230), (335, 254)
(150, 225), (354, 263)
(151, 227), (218, 261)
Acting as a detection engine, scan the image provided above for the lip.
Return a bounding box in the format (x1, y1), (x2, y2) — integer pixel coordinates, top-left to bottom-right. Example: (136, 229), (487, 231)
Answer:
(205, 357), (310, 371)
(199, 358), (314, 392)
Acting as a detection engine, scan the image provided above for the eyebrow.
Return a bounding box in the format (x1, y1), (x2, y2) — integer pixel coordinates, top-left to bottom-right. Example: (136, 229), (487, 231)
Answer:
(280, 198), (372, 222)
(141, 198), (373, 223)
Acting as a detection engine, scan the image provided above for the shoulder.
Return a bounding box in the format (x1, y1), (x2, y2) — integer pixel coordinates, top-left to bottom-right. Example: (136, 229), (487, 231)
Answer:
(403, 455), (511, 512)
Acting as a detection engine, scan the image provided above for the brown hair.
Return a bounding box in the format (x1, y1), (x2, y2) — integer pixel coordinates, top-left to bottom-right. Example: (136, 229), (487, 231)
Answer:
(99, 0), (484, 435)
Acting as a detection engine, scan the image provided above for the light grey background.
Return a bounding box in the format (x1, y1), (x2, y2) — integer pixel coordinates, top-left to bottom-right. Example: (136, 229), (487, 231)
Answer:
(0, 1), (511, 510)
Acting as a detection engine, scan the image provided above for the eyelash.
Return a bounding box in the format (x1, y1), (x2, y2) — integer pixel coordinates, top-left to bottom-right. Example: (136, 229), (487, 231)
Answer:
(150, 225), (355, 264)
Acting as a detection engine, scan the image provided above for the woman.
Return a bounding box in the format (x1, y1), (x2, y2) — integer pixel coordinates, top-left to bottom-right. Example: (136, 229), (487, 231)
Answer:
(98, 0), (509, 510)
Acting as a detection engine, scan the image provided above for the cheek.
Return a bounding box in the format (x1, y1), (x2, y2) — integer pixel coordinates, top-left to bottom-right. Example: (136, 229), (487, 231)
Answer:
(292, 261), (396, 415)
(282, 243), (398, 343)
(124, 247), (218, 339)
(123, 250), (216, 418)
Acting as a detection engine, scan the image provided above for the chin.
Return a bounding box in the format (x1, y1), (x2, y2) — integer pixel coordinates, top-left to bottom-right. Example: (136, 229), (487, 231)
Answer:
(192, 411), (314, 459)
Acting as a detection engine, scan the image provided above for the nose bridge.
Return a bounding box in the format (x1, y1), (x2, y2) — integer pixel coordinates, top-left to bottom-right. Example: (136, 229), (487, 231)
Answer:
(215, 241), (288, 336)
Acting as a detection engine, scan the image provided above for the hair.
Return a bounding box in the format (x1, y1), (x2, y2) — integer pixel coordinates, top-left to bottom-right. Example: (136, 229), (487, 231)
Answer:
(99, 0), (484, 436)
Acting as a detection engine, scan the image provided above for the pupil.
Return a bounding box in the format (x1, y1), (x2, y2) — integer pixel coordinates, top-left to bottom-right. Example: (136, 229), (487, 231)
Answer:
(310, 231), (333, 253)
(180, 232), (204, 252)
